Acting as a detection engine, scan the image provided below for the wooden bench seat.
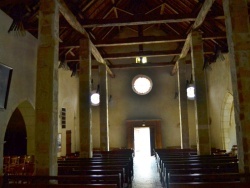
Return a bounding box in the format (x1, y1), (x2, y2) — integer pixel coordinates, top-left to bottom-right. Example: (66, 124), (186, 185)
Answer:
(58, 163), (132, 184)
(2, 174), (122, 188)
(155, 153), (234, 170)
(5, 184), (117, 188)
(161, 162), (238, 185)
(158, 157), (238, 171)
(58, 167), (126, 187)
(169, 181), (250, 188)
(155, 154), (239, 186)
(156, 154), (235, 166)
(167, 173), (250, 188)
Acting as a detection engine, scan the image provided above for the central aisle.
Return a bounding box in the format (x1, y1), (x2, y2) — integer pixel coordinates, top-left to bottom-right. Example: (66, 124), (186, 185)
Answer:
(132, 154), (163, 188)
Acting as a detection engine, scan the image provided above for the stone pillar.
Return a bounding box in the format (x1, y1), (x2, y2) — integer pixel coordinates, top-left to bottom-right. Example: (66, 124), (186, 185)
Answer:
(177, 58), (190, 149)
(79, 38), (93, 158)
(223, 0), (250, 173)
(99, 64), (109, 151)
(35, 0), (59, 175)
(190, 31), (211, 155)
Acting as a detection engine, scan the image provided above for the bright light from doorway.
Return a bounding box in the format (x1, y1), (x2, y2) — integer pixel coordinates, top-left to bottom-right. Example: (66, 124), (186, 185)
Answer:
(134, 127), (150, 157)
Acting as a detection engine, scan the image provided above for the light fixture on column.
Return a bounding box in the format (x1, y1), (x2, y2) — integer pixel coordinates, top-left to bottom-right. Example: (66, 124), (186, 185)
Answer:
(91, 84), (100, 106)
(136, 56), (147, 64)
(187, 74), (195, 100)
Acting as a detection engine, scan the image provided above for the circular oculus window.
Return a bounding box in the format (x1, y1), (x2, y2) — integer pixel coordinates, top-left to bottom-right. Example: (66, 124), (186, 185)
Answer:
(132, 75), (153, 95)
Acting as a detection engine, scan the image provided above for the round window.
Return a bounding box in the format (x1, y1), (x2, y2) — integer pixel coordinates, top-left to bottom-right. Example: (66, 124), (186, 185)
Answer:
(132, 74), (153, 95)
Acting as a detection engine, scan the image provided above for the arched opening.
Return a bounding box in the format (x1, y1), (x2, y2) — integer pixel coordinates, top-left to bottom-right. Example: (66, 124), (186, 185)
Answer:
(221, 92), (236, 152)
(3, 100), (35, 158)
(4, 108), (27, 156)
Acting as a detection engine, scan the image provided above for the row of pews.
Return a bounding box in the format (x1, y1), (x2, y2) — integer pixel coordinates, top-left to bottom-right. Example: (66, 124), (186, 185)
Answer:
(2, 149), (134, 188)
(154, 148), (250, 188)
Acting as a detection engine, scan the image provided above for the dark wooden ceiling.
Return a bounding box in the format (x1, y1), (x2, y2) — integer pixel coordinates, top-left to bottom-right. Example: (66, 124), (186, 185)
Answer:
(0, 0), (227, 73)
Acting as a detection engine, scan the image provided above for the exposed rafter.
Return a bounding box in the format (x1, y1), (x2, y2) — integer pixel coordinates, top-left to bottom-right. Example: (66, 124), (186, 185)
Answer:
(102, 49), (218, 60)
(94, 33), (226, 47)
(103, 50), (182, 60)
(1, 0), (227, 71)
(80, 14), (224, 28)
(171, 0), (216, 75)
(63, 48), (224, 62)
(59, 33), (226, 48)
(56, 0), (115, 77)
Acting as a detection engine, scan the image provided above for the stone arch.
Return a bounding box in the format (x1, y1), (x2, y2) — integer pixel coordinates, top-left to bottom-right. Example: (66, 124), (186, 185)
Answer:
(16, 100), (36, 155)
(220, 92), (236, 152)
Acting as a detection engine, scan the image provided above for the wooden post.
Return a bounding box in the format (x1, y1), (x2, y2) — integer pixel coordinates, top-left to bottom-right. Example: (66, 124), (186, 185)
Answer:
(190, 31), (211, 155)
(35, 0), (59, 175)
(79, 38), (93, 158)
(177, 58), (190, 149)
(99, 64), (109, 151)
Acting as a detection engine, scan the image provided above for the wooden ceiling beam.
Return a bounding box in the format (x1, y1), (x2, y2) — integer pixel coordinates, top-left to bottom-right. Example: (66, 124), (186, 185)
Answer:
(66, 61), (191, 69)
(59, 33), (226, 49)
(171, 0), (216, 75)
(103, 50), (183, 60)
(107, 62), (179, 69)
(102, 50), (216, 60)
(94, 33), (226, 47)
(56, 0), (115, 77)
(109, 62), (178, 68)
(80, 13), (224, 28)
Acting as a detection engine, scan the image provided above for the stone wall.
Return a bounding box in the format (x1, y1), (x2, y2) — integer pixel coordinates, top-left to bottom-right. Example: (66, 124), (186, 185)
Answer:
(206, 54), (236, 151)
(0, 10), (37, 172)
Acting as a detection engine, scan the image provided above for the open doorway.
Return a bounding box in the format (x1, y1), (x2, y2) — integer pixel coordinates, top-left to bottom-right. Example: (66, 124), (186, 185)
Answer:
(134, 127), (150, 157)
(126, 119), (162, 156)
(4, 108), (27, 156)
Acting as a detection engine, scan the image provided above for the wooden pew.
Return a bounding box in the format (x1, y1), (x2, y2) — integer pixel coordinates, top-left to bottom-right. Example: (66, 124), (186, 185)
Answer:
(169, 182), (250, 188)
(155, 152), (238, 186)
(155, 151), (229, 170)
(158, 156), (238, 172)
(93, 149), (134, 156)
(167, 173), (250, 188)
(4, 184), (117, 188)
(159, 156), (238, 181)
(58, 167), (126, 187)
(156, 154), (233, 169)
(155, 155), (237, 172)
(59, 156), (133, 167)
(58, 163), (132, 185)
(57, 149), (134, 187)
(58, 157), (133, 177)
(162, 162), (238, 186)
(154, 148), (241, 188)
(2, 174), (121, 188)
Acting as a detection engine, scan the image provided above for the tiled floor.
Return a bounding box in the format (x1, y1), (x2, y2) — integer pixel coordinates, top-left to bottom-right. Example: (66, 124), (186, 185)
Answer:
(131, 154), (163, 188)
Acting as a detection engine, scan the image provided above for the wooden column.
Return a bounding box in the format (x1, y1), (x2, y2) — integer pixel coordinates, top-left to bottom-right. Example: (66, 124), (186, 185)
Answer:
(35, 0), (59, 175)
(223, 0), (250, 173)
(99, 64), (109, 151)
(79, 38), (93, 158)
(177, 58), (190, 149)
(190, 31), (211, 155)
